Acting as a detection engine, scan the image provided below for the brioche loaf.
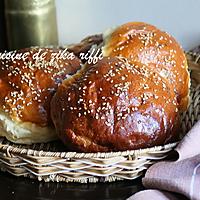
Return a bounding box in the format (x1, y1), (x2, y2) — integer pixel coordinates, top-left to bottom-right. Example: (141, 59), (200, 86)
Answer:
(0, 47), (81, 144)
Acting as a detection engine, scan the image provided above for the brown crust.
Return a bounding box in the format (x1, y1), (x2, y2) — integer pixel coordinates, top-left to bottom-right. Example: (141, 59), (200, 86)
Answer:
(51, 57), (179, 152)
(68, 34), (103, 60)
(103, 22), (190, 111)
(0, 47), (81, 126)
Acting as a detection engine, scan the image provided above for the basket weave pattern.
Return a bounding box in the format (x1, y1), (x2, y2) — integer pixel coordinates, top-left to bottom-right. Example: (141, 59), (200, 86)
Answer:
(0, 52), (199, 183)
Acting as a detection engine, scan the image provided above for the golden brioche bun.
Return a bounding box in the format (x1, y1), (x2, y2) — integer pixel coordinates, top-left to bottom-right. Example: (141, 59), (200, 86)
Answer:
(0, 47), (81, 144)
(51, 57), (179, 152)
(102, 22), (190, 111)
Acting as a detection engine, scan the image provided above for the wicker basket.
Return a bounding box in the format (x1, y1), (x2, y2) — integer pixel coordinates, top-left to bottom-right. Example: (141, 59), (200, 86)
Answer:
(0, 51), (199, 183)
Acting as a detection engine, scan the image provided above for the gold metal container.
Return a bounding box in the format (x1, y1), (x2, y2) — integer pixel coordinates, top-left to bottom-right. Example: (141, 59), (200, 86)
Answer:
(5, 0), (58, 50)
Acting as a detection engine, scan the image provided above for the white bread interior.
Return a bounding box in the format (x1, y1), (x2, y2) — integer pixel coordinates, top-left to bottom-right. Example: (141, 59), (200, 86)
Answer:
(0, 110), (57, 144)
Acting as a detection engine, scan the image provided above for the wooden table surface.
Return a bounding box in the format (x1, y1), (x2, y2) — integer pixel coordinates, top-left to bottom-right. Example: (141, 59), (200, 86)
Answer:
(0, 172), (144, 200)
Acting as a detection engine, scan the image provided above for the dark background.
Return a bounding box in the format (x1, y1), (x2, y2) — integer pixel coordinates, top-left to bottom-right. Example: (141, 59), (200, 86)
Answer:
(0, 0), (7, 51)
(0, 172), (143, 200)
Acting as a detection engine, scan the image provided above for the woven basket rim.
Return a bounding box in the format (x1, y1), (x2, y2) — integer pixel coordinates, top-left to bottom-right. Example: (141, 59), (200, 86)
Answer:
(0, 140), (178, 159)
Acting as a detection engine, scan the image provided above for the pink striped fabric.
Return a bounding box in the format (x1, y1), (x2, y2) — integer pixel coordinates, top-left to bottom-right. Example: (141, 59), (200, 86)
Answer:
(128, 120), (200, 200)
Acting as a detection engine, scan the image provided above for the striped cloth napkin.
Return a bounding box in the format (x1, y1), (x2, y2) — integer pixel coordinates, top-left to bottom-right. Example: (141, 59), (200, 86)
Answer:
(128, 120), (200, 200)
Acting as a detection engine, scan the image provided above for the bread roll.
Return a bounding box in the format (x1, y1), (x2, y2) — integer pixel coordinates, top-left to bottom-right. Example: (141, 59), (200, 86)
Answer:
(0, 47), (81, 144)
(51, 57), (179, 152)
(102, 22), (190, 111)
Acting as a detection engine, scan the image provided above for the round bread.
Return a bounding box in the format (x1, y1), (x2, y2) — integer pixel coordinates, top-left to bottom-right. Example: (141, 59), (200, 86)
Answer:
(51, 57), (179, 152)
(102, 22), (190, 111)
(0, 47), (81, 144)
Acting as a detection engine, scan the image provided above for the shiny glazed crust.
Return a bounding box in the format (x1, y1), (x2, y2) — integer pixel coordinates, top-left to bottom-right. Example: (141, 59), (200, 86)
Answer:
(0, 47), (81, 143)
(51, 57), (179, 152)
(102, 22), (190, 111)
